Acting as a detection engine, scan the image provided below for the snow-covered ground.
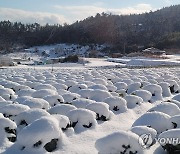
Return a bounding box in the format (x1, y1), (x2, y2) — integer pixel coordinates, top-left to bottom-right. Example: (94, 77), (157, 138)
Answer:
(0, 65), (180, 154)
(2, 43), (180, 68)
(107, 55), (180, 67)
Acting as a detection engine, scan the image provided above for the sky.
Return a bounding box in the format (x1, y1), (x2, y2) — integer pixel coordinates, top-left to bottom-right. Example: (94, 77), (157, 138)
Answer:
(0, 0), (179, 25)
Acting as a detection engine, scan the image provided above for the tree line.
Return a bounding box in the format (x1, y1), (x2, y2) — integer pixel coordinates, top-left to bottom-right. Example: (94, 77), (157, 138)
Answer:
(0, 4), (180, 53)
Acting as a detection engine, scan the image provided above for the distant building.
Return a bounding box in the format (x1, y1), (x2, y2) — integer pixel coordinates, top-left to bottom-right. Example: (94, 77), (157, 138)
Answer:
(111, 53), (123, 58)
(0, 56), (15, 66)
(142, 47), (166, 55)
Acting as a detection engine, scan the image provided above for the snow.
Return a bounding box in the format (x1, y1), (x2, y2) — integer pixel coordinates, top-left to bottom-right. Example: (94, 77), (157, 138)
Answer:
(159, 82), (171, 97)
(15, 116), (64, 153)
(0, 116), (17, 150)
(1, 59), (180, 153)
(170, 115), (180, 128)
(71, 98), (96, 109)
(132, 112), (173, 134)
(107, 56), (180, 67)
(86, 102), (111, 121)
(0, 104), (30, 118)
(31, 89), (58, 98)
(104, 96), (128, 113)
(20, 97), (50, 110)
(88, 84), (108, 91)
(13, 108), (50, 127)
(172, 94), (180, 102)
(89, 89), (112, 102)
(126, 82), (142, 94)
(48, 104), (77, 116)
(125, 95), (143, 109)
(158, 129), (180, 148)
(43, 95), (64, 107)
(130, 126), (157, 142)
(62, 93), (81, 104)
(34, 84), (57, 91)
(143, 84), (163, 102)
(148, 102), (180, 116)
(67, 108), (97, 133)
(95, 131), (144, 154)
(131, 90), (152, 102)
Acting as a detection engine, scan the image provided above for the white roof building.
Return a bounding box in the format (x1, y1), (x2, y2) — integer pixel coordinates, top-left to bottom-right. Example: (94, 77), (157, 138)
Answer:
(142, 47), (166, 55)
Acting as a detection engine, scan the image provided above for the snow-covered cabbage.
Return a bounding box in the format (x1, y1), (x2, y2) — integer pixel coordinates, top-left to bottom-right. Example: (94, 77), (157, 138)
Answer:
(67, 108), (97, 132)
(71, 98), (96, 109)
(132, 112), (173, 134)
(16, 116), (64, 152)
(31, 89), (58, 98)
(43, 95), (64, 106)
(131, 90), (152, 102)
(86, 102), (111, 121)
(0, 104), (30, 118)
(95, 131), (144, 154)
(148, 102), (180, 116)
(48, 104), (77, 116)
(125, 95), (143, 109)
(104, 96), (128, 113)
(143, 84), (163, 102)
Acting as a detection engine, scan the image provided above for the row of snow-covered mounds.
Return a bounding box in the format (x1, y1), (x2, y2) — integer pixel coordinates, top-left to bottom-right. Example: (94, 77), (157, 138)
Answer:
(0, 67), (180, 153)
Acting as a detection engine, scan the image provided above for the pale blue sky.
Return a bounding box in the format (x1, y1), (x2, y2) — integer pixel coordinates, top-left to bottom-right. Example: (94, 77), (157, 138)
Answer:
(0, 0), (179, 24)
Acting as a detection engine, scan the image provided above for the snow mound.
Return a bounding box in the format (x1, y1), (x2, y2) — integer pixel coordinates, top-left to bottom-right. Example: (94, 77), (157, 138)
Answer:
(90, 89), (112, 102)
(52, 114), (72, 135)
(34, 84), (57, 91)
(127, 82), (142, 94)
(130, 126), (157, 144)
(71, 98), (96, 108)
(16, 89), (36, 97)
(148, 102), (180, 116)
(0, 116), (17, 144)
(131, 90), (152, 102)
(165, 80), (179, 93)
(67, 108), (97, 132)
(132, 112), (173, 134)
(159, 82), (171, 97)
(31, 89), (58, 98)
(43, 95), (64, 107)
(77, 89), (94, 99)
(143, 84), (163, 102)
(89, 84), (108, 91)
(14, 108), (50, 127)
(16, 116), (64, 152)
(48, 104), (77, 116)
(62, 93), (81, 104)
(125, 95), (143, 109)
(52, 83), (67, 90)
(114, 82), (128, 90)
(0, 104), (30, 118)
(21, 97), (50, 110)
(68, 84), (87, 93)
(95, 130), (144, 154)
(158, 129), (180, 153)
(104, 96), (128, 113)
(0, 88), (15, 96)
(86, 102), (111, 121)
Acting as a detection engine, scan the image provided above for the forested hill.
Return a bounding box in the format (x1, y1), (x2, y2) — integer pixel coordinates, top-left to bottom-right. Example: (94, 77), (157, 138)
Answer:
(0, 5), (180, 53)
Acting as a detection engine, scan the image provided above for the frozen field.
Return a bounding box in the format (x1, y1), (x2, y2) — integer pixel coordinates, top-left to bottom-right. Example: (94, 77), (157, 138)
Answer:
(0, 66), (180, 154)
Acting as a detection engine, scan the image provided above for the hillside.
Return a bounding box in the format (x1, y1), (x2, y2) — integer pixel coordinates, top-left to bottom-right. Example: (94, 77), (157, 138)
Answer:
(0, 5), (180, 53)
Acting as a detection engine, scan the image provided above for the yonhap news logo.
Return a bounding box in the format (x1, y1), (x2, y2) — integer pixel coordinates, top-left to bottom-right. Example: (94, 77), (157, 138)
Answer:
(138, 133), (180, 149)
